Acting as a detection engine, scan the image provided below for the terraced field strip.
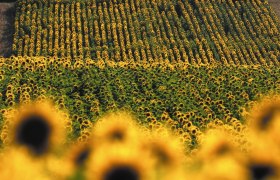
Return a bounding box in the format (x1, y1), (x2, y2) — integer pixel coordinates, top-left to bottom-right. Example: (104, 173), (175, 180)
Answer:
(0, 3), (15, 57)
(269, 0), (280, 19)
(13, 0), (280, 65)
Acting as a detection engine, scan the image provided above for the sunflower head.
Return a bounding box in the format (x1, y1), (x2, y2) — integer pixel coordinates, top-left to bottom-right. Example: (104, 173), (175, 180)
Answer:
(142, 127), (186, 169)
(92, 111), (141, 146)
(6, 100), (68, 156)
(104, 165), (139, 180)
(66, 141), (92, 169)
(0, 148), (48, 180)
(198, 129), (238, 162)
(198, 155), (247, 180)
(86, 144), (154, 180)
(248, 95), (280, 133)
(248, 163), (277, 180)
(245, 136), (280, 180)
(44, 154), (73, 179)
(75, 147), (91, 167)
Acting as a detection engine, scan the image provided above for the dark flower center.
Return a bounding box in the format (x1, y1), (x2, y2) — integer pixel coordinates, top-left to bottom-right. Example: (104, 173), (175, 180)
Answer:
(111, 130), (124, 141)
(16, 114), (51, 155)
(250, 164), (275, 180)
(152, 145), (170, 165)
(216, 144), (230, 155)
(75, 148), (90, 166)
(260, 110), (274, 130)
(105, 166), (139, 180)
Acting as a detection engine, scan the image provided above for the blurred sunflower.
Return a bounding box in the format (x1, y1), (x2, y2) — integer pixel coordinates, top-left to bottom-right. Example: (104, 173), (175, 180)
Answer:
(198, 129), (239, 162)
(244, 136), (280, 180)
(66, 141), (92, 169)
(248, 95), (280, 132)
(5, 100), (68, 155)
(142, 127), (186, 170)
(92, 111), (141, 145)
(247, 162), (278, 180)
(86, 144), (155, 180)
(43, 154), (73, 179)
(247, 95), (280, 143)
(0, 148), (49, 180)
(198, 155), (247, 180)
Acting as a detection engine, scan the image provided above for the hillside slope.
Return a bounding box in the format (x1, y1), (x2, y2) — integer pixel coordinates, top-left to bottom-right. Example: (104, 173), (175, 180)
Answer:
(0, 3), (15, 57)
(269, 0), (280, 19)
(13, 0), (280, 65)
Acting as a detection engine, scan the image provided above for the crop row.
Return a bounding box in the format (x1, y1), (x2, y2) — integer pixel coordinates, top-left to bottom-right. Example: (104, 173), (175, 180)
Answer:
(12, 0), (280, 65)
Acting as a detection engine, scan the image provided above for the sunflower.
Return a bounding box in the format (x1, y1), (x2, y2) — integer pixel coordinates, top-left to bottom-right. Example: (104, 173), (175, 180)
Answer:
(244, 136), (280, 180)
(86, 144), (155, 180)
(0, 148), (49, 180)
(248, 95), (280, 132)
(198, 155), (247, 180)
(66, 141), (92, 169)
(142, 127), (186, 170)
(247, 95), (280, 143)
(247, 162), (278, 180)
(91, 111), (141, 146)
(5, 100), (68, 156)
(198, 129), (239, 162)
(43, 153), (73, 179)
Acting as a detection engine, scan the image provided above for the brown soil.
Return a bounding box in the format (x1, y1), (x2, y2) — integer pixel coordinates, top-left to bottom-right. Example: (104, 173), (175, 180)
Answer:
(0, 3), (15, 57)
(269, 0), (280, 20)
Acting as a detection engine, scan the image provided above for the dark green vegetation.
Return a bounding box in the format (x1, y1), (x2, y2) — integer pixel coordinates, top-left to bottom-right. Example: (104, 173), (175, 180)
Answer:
(0, 57), (279, 140)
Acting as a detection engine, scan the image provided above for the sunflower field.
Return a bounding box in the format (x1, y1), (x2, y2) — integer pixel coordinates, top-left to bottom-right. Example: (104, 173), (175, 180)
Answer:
(0, 0), (280, 179)
(13, 0), (280, 64)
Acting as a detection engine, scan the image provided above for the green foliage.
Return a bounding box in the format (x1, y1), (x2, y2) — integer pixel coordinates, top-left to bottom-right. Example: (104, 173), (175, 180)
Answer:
(0, 57), (279, 140)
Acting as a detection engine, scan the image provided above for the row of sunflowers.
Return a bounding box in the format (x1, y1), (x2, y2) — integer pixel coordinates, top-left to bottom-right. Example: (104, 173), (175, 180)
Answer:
(13, 0), (280, 64)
